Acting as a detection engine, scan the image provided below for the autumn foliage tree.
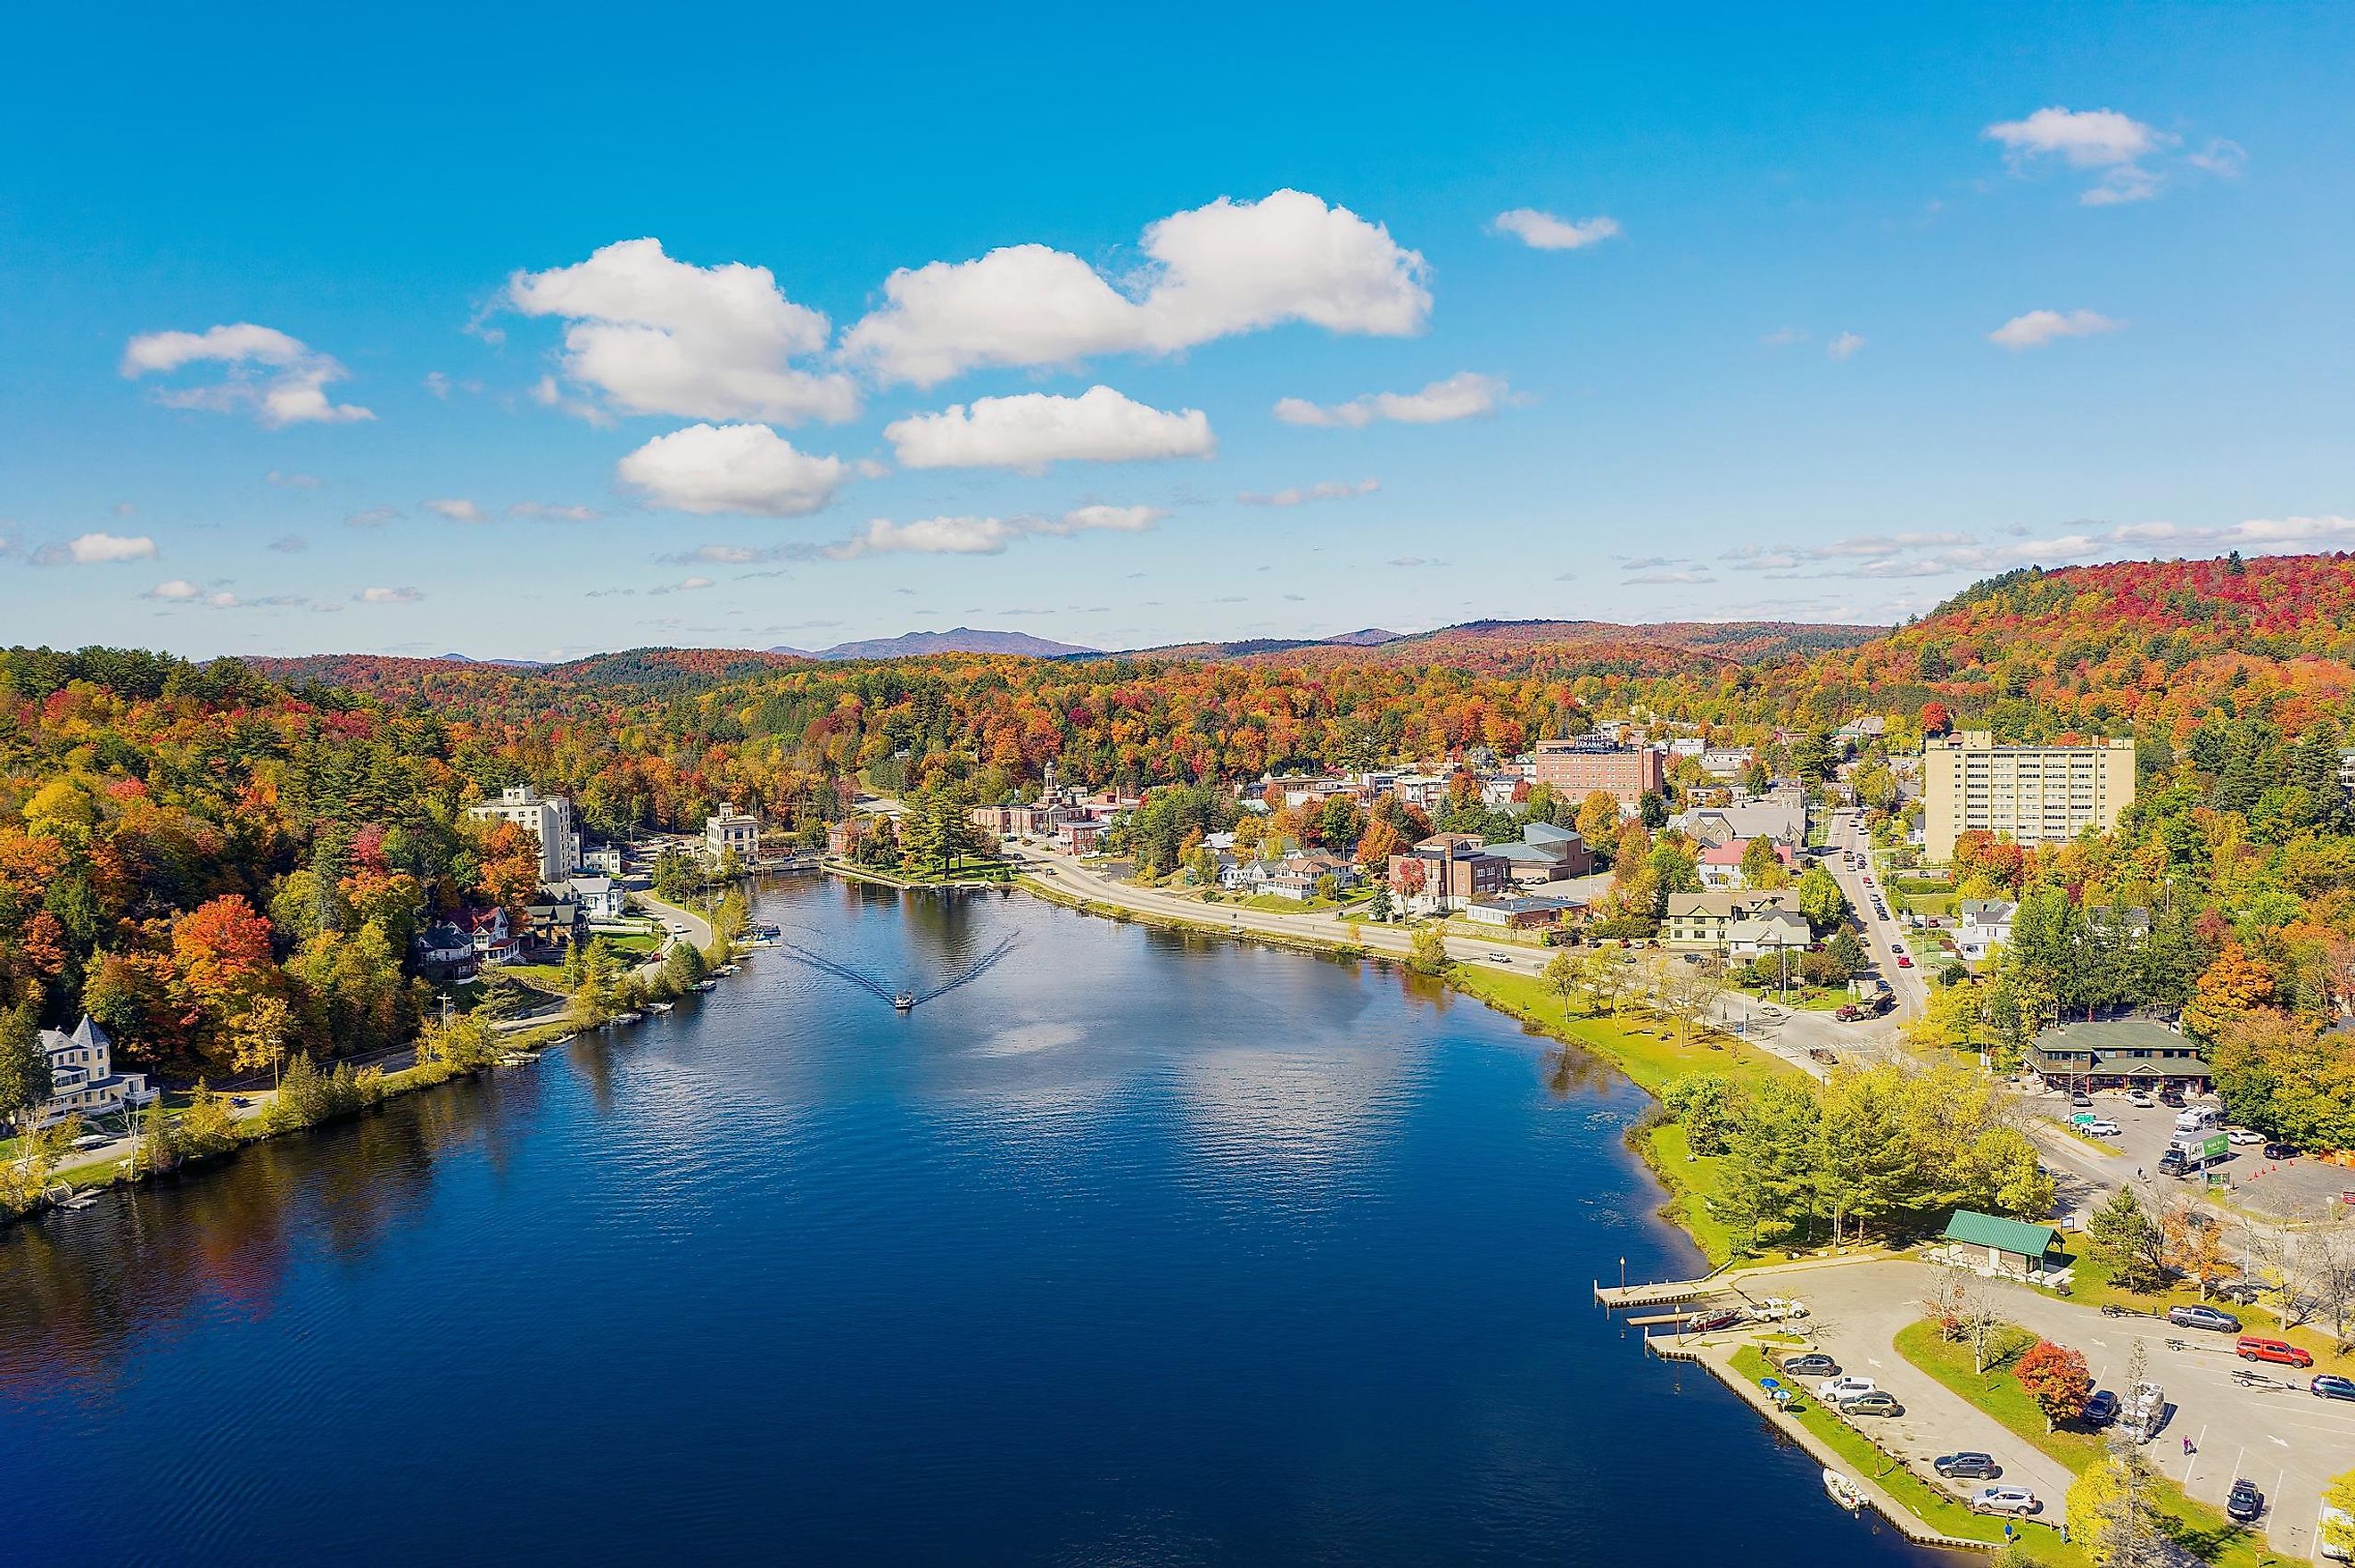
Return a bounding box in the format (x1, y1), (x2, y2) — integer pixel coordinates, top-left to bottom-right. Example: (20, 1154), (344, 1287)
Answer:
(2015, 1338), (2092, 1431)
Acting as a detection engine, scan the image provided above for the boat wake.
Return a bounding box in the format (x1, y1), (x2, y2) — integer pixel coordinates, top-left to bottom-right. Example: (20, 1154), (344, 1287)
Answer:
(778, 936), (1019, 1011)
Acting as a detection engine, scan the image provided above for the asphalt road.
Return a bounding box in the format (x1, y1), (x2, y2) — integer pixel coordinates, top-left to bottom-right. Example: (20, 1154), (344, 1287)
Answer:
(1824, 808), (1930, 1020)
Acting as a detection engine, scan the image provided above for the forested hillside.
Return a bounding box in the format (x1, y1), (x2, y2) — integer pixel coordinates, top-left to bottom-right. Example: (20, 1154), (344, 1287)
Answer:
(17, 550), (2355, 1151)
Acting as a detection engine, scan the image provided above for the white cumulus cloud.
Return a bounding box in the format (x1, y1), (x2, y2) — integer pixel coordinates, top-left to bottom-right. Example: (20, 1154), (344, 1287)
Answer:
(1827, 331), (1867, 360)
(145, 580), (202, 600)
(1989, 309), (2122, 350)
(34, 532), (159, 565)
(1491, 209), (1623, 251)
(616, 422), (852, 516)
(508, 501), (599, 522)
(423, 498), (487, 523)
(1983, 106), (2179, 206)
(121, 322), (374, 426)
(508, 238), (858, 425)
(1273, 372), (1508, 428)
(357, 585), (422, 604)
(840, 189), (1430, 386)
(885, 385), (1214, 472)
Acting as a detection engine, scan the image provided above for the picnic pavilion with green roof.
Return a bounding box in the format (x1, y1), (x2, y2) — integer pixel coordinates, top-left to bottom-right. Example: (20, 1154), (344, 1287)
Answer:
(1938, 1209), (2067, 1283)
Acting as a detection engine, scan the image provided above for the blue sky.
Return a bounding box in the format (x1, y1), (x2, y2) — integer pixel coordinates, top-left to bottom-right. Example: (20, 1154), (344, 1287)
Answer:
(4, 4), (2351, 659)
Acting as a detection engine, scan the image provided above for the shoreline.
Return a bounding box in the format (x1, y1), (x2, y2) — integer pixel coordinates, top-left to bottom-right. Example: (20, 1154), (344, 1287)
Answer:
(8, 912), (753, 1227)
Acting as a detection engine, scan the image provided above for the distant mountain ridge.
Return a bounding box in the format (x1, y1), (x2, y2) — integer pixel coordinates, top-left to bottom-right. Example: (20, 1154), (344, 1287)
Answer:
(768, 627), (1102, 661)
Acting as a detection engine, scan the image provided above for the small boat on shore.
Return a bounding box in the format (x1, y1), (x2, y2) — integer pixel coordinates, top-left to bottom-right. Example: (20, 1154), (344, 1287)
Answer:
(611, 1010), (645, 1026)
(648, 1001), (674, 1013)
(694, 979), (718, 992)
(1822, 1469), (1863, 1512)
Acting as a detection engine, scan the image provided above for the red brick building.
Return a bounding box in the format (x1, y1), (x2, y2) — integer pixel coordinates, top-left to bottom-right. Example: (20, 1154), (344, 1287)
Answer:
(1532, 739), (1664, 808)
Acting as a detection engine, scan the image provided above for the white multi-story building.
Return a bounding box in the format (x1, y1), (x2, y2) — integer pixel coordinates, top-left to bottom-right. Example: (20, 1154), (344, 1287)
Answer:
(704, 804), (760, 864)
(36, 1016), (155, 1127)
(466, 786), (580, 883)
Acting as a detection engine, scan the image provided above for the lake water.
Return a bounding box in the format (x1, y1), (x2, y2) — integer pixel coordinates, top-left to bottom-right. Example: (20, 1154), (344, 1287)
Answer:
(0, 879), (1941, 1564)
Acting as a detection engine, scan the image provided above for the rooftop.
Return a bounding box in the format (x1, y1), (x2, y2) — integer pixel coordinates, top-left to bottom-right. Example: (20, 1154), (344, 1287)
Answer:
(1943, 1209), (2060, 1259)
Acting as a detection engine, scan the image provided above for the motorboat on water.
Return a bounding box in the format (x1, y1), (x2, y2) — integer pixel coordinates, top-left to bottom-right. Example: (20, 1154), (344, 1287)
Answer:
(891, 991), (916, 1011)
(1822, 1469), (1863, 1512)
(610, 1010), (645, 1026)
(647, 1001), (674, 1013)
(694, 979), (718, 992)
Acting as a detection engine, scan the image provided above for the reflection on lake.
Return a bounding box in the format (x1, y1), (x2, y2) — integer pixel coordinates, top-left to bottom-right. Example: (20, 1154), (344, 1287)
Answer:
(0, 877), (1939, 1566)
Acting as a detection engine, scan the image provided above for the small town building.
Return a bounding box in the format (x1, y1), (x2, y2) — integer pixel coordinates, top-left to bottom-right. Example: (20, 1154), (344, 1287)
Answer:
(461, 907), (519, 966)
(1940, 1209), (2065, 1283)
(1697, 837), (1796, 890)
(1531, 737), (1665, 808)
(1387, 835), (1510, 913)
(1463, 893), (1585, 929)
(582, 842), (625, 876)
(1661, 890), (1800, 952)
(412, 921), (478, 982)
(704, 803), (760, 863)
(1953, 899), (2016, 964)
(35, 1016), (156, 1127)
(568, 876), (627, 921)
(523, 888), (585, 950)
(2028, 1017), (2209, 1093)
(1727, 907), (1812, 959)
(827, 817), (870, 858)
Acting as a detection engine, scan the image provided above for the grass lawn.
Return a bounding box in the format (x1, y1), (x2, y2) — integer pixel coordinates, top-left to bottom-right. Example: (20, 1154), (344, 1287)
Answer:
(1447, 965), (1797, 1097)
(1894, 1318), (2275, 1568)
(1235, 893), (1338, 913)
(1726, 1344), (2067, 1558)
(1648, 1120), (1740, 1265)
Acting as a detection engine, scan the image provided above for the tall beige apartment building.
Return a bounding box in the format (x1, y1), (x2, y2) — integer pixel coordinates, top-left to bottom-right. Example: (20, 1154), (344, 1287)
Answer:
(1921, 731), (2136, 861)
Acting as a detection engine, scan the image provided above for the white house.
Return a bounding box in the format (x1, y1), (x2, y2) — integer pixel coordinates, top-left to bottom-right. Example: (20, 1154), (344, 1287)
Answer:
(35, 1016), (155, 1127)
(1954, 899), (2017, 964)
(568, 876), (628, 921)
(1728, 908), (1813, 960)
(466, 786), (581, 883)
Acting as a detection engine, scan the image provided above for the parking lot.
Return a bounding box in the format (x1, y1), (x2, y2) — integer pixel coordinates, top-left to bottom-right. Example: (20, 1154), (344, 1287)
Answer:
(1744, 1259), (2355, 1559)
(2027, 1086), (2355, 1222)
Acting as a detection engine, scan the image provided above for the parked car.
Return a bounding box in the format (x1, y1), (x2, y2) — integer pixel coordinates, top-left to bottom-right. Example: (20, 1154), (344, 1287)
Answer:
(2085, 1118), (2122, 1136)
(2237, 1335), (2313, 1368)
(2264, 1142), (2298, 1161)
(1781, 1353), (1839, 1378)
(1934, 1452), (2002, 1480)
(2227, 1128), (2262, 1145)
(2227, 1479), (2264, 1523)
(2312, 1374), (2355, 1401)
(1970, 1487), (2041, 1516)
(1818, 1375), (1877, 1403)
(2128, 1092), (2155, 1108)
(2070, 1093), (2095, 1109)
(2079, 1389), (2120, 1426)
(1839, 1391), (1904, 1418)
(2169, 1303), (2242, 1333)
